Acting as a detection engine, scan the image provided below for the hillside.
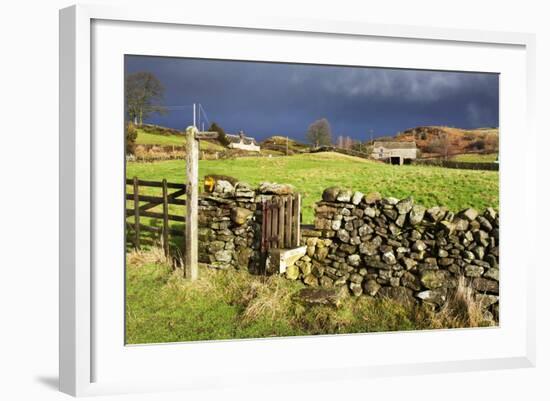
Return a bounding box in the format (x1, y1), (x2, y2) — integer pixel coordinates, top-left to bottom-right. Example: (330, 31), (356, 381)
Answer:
(134, 124), (225, 151)
(260, 135), (310, 154)
(394, 126), (499, 158)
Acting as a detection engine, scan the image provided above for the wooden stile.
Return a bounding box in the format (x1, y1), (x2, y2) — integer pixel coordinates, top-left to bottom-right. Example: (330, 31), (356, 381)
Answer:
(271, 201), (278, 249)
(285, 195), (293, 248)
(278, 197), (285, 248)
(265, 203), (272, 251)
(294, 194), (301, 246)
(260, 193), (302, 255)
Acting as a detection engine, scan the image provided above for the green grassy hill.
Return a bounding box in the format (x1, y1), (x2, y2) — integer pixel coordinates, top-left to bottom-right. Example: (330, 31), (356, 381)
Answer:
(127, 151), (499, 224)
(134, 127), (226, 151)
(450, 153), (498, 163)
(260, 135), (310, 154)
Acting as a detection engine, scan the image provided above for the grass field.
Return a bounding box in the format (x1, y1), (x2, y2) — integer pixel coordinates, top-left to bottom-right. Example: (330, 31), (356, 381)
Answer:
(450, 153), (498, 163)
(125, 152), (498, 344)
(135, 128), (225, 151)
(126, 249), (490, 344)
(126, 151), (499, 225)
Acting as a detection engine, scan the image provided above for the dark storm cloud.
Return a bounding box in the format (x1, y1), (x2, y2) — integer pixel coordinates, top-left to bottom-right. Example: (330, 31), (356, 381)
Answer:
(125, 55), (499, 142)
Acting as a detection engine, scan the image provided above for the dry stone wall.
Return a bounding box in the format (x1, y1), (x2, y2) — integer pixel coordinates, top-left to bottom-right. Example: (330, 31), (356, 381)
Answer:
(198, 180), (295, 274)
(197, 181), (499, 321)
(293, 186), (499, 320)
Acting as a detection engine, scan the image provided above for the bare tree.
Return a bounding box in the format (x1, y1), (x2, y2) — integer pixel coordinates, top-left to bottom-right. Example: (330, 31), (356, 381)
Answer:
(428, 133), (451, 159)
(440, 133), (451, 159)
(125, 71), (166, 126)
(306, 118), (332, 148)
(336, 135), (344, 149)
(344, 136), (354, 150)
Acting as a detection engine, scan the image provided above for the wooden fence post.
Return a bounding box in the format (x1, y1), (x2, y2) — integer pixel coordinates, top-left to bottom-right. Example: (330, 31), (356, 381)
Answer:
(162, 179), (169, 258)
(284, 195), (292, 248)
(185, 126), (199, 280)
(271, 201), (278, 249)
(133, 176), (140, 249)
(278, 197), (285, 248)
(293, 193), (301, 246)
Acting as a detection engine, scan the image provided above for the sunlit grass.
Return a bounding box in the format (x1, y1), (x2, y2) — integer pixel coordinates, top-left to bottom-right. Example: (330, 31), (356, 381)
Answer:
(135, 128), (225, 151)
(126, 249), (494, 344)
(127, 151), (499, 225)
(450, 153), (498, 163)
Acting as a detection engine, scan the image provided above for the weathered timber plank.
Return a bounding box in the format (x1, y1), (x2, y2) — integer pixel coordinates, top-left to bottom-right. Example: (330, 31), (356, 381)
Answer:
(125, 179), (186, 189)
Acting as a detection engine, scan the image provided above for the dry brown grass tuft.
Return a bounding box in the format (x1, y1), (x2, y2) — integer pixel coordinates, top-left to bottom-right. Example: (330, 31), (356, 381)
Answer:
(430, 276), (488, 328)
(239, 276), (297, 323)
(126, 246), (168, 268)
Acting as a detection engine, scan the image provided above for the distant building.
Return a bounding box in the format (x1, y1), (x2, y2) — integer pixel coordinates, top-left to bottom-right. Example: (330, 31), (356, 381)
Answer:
(226, 131), (261, 152)
(372, 141), (417, 165)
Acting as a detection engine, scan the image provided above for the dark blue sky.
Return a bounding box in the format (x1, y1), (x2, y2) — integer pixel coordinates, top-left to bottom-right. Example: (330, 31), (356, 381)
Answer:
(125, 55), (499, 142)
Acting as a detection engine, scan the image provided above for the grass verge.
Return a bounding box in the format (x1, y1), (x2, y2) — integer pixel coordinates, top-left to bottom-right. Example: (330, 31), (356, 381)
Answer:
(126, 249), (495, 344)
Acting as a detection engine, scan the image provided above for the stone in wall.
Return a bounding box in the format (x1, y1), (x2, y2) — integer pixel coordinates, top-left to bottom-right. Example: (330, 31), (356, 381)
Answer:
(296, 186), (499, 321)
(198, 180), (298, 274)
(198, 180), (260, 272)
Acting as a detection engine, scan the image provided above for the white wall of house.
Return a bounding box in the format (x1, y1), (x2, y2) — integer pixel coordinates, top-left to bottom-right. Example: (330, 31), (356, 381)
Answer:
(228, 141), (261, 152)
(372, 147), (417, 160)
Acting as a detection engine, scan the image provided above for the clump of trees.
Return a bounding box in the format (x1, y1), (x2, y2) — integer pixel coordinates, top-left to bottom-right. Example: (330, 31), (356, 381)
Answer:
(336, 135), (355, 150)
(351, 141), (372, 154)
(125, 121), (138, 155)
(209, 122), (231, 147)
(426, 133), (451, 159)
(373, 135), (394, 142)
(306, 118), (332, 147)
(469, 134), (498, 153)
(125, 71), (166, 126)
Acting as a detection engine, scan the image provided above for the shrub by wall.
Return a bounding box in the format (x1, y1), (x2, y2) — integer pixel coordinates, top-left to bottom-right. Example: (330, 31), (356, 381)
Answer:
(413, 159), (499, 171)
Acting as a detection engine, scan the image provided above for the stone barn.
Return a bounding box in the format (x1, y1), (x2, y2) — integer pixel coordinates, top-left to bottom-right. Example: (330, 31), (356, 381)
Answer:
(371, 141), (417, 165)
(227, 131), (261, 152)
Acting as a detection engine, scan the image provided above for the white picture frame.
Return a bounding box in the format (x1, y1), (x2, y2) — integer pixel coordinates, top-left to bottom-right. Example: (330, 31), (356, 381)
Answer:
(59, 4), (536, 397)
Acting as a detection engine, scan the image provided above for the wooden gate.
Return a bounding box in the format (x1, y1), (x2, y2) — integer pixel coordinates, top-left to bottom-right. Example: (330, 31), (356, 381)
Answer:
(261, 194), (301, 253)
(125, 177), (186, 257)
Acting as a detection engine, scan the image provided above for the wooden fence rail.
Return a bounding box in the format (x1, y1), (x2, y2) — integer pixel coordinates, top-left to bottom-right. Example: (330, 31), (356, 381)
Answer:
(125, 177), (186, 256)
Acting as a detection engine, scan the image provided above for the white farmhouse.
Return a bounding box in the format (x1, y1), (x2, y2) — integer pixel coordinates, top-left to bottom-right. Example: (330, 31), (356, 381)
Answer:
(371, 141), (417, 165)
(226, 131), (261, 152)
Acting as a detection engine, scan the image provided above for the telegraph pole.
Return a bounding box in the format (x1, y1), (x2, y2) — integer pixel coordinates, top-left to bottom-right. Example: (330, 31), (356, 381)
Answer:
(197, 103), (201, 129)
(193, 103), (196, 128)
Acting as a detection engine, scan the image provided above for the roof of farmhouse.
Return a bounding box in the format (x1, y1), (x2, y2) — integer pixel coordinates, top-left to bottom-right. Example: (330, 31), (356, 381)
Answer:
(373, 141), (417, 149)
(226, 133), (258, 146)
